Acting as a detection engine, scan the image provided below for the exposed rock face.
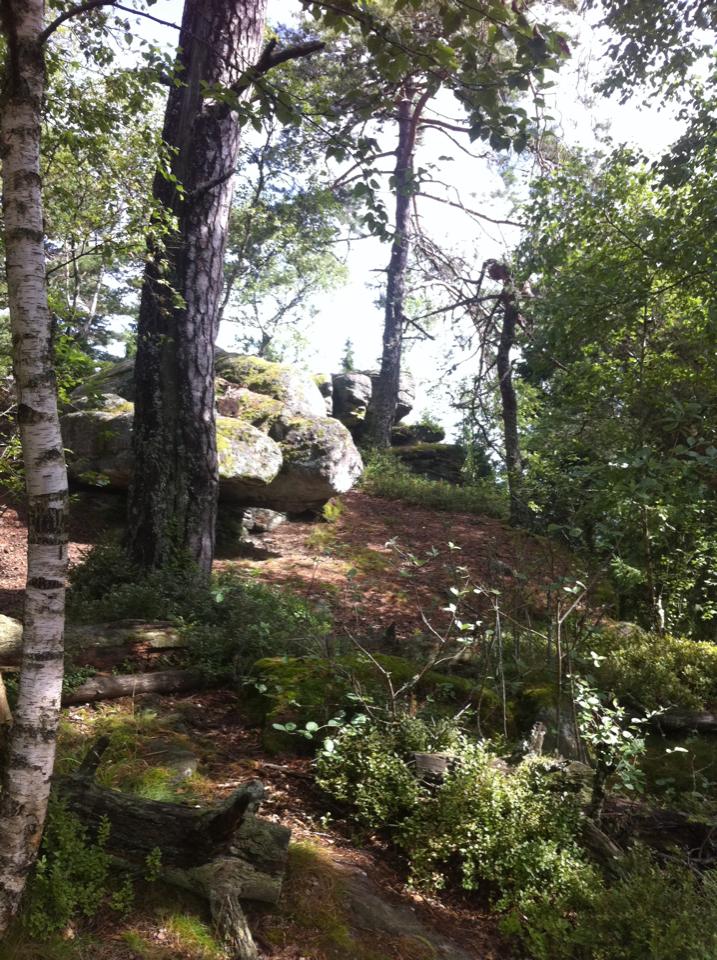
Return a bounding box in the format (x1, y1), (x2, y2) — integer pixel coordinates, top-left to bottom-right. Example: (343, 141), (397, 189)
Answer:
(330, 369), (415, 434)
(64, 354), (363, 514)
(391, 443), (466, 485)
(331, 373), (373, 428)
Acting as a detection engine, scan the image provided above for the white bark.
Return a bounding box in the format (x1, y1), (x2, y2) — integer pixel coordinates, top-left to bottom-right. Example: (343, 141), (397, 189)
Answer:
(0, 0), (69, 932)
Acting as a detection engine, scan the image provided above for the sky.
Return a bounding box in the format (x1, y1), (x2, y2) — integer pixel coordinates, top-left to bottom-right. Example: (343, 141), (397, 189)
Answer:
(119, 0), (686, 433)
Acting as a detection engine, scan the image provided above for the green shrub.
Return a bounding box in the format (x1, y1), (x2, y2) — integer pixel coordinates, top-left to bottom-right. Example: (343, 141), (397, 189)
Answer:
(519, 849), (717, 960)
(316, 715), (462, 826)
(591, 623), (717, 711)
(316, 718), (594, 910)
(22, 798), (127, 937)
(361, 453), (507, 519)
(67, 544), (331, 678)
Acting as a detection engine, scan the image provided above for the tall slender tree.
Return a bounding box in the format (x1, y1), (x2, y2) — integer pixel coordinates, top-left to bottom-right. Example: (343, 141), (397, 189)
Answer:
(0, 0), (69, 931)
(127, 0), (322, 576)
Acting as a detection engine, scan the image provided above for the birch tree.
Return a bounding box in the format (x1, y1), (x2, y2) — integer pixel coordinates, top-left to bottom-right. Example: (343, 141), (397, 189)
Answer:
(0, 0), (69, 931)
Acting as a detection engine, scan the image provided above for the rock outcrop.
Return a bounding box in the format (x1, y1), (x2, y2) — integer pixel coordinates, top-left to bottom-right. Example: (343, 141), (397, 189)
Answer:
(330, 369), (415, 435)
(63, 354), (363, 513)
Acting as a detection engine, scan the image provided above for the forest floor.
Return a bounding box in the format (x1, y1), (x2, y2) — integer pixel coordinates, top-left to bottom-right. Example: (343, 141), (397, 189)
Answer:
(0, 489), (574, 959)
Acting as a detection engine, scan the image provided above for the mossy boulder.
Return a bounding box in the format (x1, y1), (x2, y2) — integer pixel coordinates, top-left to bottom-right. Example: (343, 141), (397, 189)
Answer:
(247, 654), (505, 753)
(254, 416), (363, 512)
(390, 422), (445, 446)
(70, 357), (136, 403)
(61, 408), (134, 487)
(0, 614), (22, 659)
(216, 354), (326, 418)
(216, 418), (283, 497)
(390, 443), (466, 485)
(64, 354), (364, 512)
(215, 381), (283, 431)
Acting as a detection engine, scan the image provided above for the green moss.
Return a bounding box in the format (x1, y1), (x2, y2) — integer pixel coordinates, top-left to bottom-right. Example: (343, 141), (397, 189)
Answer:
(248, 653), (506, 752)
(216, 355), (288, 400)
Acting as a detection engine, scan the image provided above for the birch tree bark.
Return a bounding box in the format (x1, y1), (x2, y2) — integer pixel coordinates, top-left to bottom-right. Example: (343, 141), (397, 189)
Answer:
(0, 0), (70, 931)
(127, 0), (269, 576)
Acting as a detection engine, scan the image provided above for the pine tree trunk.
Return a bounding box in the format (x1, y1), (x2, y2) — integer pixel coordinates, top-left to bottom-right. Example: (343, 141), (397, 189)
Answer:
(497, 297), (524, 525)
(365, 95), (415, 449)
(128, 0), (267, 576)
(0, 0), (70, 931)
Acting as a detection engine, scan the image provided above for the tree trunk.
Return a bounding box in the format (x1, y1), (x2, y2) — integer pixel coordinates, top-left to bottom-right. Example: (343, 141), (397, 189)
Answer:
(127, 0), (268, 576)
(0, 0), (70, 931)
(497, 295), (524, 525)
(365, 95), (417, 449)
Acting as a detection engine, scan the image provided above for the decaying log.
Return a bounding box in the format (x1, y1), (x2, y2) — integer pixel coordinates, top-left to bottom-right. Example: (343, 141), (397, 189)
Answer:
(57, 738), (290, 959)
(656, 711), (717, 734)
(602, 795), (717, 865)
(0, 619), (186, 668)
(61, 668), (204, 705)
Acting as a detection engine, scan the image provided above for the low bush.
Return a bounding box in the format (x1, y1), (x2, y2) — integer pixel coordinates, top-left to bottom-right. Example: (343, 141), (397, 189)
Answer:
(68, 543), (331, 677)
(361, 453), (507, 519)
(22, 798), (130, 938)
(590, 622), (717, 711)
(316, 715), (717, 960)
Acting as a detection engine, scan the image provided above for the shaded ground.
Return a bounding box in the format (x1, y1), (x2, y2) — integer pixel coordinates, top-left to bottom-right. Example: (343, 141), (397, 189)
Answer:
(0, 489), (536, 958)
(224, 491), (571, 643)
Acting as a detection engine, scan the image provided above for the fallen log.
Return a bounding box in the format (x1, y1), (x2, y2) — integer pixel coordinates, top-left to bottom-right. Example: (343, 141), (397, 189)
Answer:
(58, 737), (291, 960)
(656, 711), (717, 734)
(62, 668), (204, 705)
(0, 618), (187, 668)
(602, 795), (717, 866)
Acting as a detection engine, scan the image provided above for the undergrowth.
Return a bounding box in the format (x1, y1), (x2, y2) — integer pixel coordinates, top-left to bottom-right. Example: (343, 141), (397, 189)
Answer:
(317, 715), (717, 960)
(67, 543), (331, 677)
(361, 453), (507, 519)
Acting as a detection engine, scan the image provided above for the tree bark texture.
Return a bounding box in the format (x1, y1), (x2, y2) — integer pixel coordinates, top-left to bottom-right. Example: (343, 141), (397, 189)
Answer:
(128, 0), (268, 576)
(497, 294), (524, 525)
(0, 0), (70, 931)
(365, 94), (419, 449)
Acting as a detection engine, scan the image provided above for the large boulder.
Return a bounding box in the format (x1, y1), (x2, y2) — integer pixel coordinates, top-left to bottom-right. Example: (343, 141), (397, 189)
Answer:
(216, 418), (283, 498)
(61, 406), (134, 487)
(329, 369), (416, 433)
(331, 372), (373, 427)
(257, 416), (364, 511)
(62, 354), (363, 514)
(215, 354), (326, 418)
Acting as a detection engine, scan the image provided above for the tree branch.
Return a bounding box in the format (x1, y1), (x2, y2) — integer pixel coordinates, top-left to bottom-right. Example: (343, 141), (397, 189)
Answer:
(418, 192), (525, 227)
(39, 0), (117, 44)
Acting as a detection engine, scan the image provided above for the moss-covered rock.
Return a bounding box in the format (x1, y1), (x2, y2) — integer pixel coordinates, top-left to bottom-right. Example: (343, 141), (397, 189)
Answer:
(216, 417), (283, 498)
(247, 654), (505, 753)
(63, 355), (365, 512)
(390, 443), (466, 485)
(216, 354), (326, 417)
(250, 416), (363, 512)
(61, 408), (134, 487)
(215, 381), (283, 431)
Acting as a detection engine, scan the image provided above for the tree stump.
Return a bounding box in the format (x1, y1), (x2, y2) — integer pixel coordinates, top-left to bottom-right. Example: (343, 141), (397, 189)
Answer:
(57, 737), (290, 959)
